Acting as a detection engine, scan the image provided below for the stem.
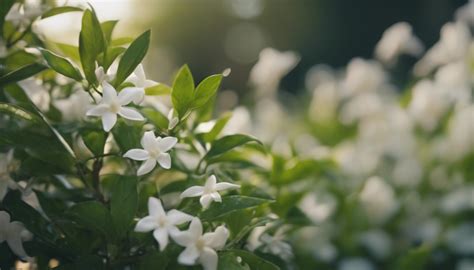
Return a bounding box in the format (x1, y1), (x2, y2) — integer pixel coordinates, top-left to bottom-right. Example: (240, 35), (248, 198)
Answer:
(92, 158), (105, 203)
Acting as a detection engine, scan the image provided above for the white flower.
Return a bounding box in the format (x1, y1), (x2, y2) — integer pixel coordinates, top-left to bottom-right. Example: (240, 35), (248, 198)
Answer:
(167, 108), (179, 130)
(86, 82), (145, 132)
(173, 217), (229, 270)
(375, 22), (424, 65)
(127, 64), (158, 91)
(5, 1), (42, 28)
(134, 197), (193, 251)
(0, 151), (17, 201)
(180, 175), (240, 209)
(0, 211), (30, 258)
(18, 78), (50, 112)
(260, 228), (294, 261)
(249, 48), (300, 98)
(123, 131), (178, 175)
(54, 89), (92, 122)
(342, 58), (387, 96)
(359, 176), (399, 224)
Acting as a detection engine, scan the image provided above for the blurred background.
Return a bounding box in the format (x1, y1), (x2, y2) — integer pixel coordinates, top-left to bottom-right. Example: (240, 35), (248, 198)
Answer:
(46, 0), (468, 93)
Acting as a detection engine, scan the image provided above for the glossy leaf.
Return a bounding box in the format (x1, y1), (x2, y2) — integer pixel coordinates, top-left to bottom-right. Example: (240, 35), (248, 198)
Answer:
(40, 49), (83, 81)
(41, 6), (83, 19)
(101, 20), (118, 43)
(192, 74), (222, 108)
(109, 175), (138, 239)
(0, 63), (47, 86)
(171, 65), (195, 118)
(114, 30), (150, 87)
(204, 134), (262, 160)
(79, 9), (105, 85)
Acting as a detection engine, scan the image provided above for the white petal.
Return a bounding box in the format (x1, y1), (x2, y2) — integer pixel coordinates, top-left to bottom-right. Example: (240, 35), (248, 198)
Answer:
(148, 197), (166, 217)
(137, 158), (157, 176)
(144, 79), (158, 88)
(134, 216), (157, 232)
(102, 112), (117, 132)
(157, 153), (171, 169)
(118, 87), (144, 105)
(0, 180), (9, 201)
(123, 149), (149, 161)
(167, 210), (193, 225)
(134, 64), (146, 82)
(180, 186), (204, 199)
(0, 211), (11, 224)
(188, 217), (203, 238)
(172, 231), (194, 247)
(156, 137), (178, 152)
(210, 192), (222, 203)
(200, 194), (213, 209)
(118, 107), (144, 121)
(7, 222), (28, 258)
(141, 131), (157, 151)
(214, 182), (241, 192)
(204, 175), (217, 190)
(199, 247), (218, 270)
(178, 245), (200, 265)
(101, 81), (117, 103)
(153, 228), (169, 251)
(86, 104), (108, 116)
(203, 225), (229, 250)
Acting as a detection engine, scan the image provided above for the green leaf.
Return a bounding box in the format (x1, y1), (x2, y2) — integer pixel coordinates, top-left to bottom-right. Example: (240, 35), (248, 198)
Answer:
(41, 6), (83, 19)
(81, 128), (107, 156)
(101, 46), (125, 72)
(109, 175), (138, 239)
(171, 65), (195, 118)
(0, 63), (47, 86)
(67, 201), (115, 240)
(395, 245), (431, 270)
(200, 195), (273, 221)
(79, 9), (105, 85)
(192, 74), (222, 109)
(113, 30), (150, 87)
(101, 20), (118, 43)
(219, 250), (279, 270)
(142, 107), (169, 131)
(0, 0), (14, 37)
(111, 119), (143, 152)
(204, 134), (262, 160)
(0, 102), (41, 123)
(110, 37), (134, 46)
(35, 191), (67, 220)
(40, 49), (83, 81)
(145, 83), (171, 96)
(202, 112), (232, 142)
(54, 43), (80, 63)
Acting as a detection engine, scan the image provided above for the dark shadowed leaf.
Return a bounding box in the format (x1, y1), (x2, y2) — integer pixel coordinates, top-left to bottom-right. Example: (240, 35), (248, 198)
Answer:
(0, 63), (47, 86)
(200, 195), (273, 221)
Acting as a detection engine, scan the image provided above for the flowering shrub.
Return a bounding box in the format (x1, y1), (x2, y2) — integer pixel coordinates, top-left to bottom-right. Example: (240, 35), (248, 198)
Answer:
(1, 0), (474, 270)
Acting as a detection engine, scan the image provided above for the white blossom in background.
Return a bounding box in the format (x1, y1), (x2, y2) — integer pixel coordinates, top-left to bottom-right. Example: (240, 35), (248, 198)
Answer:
(125, 64), (158, 104)
(0, 211), (31, 258)
(249, 48), (300, 98)
(457, 259), (474, 270)
(414, 22), (471, 76)
(54, 89), (92, 122)
(446, 223), (474, 255)
(260, 227), (294, 261)
(123, 131), (178, 175)
(0, 151), (18, 201)
(434, 61), (472, 106)
(180, 175), (240, 209)
(134, 197), (193, 251)
(408, 79), (449, 132)
(439, 105), (474, 162)
(359, 176), (399, 224)
(298, 192), (336, 224)
(86, 82), (145, 132)
(375, 22), (424, 65)
(359, 230), (392, 259)
(18, 78), (50, 112)
(5, 0), (43, 28)
(304, 64), (336, 92)
(440, 186), (474, 214)
(339, 257), (374, 270)
(167, 108), (179, 130)
(456, 0), (474, 26)
(309, 80), (340, 122)
(173, 217), (229, 270)
(341, 58), (387, 96)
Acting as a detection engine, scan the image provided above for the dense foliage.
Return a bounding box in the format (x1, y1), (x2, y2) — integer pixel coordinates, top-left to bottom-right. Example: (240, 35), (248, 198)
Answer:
(0, 1), (473, 270)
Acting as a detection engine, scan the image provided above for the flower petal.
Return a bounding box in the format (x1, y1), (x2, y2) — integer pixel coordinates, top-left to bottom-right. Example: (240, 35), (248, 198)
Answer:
(214, 182), (241, 192)
(199, 247), (218, 270)
(204, 175), (217, 190)
(167, 209), (193, 226)
(188, 217), (203, 238)
(156, 137), (178, 152)
(200, 194), (213, 209)
(0, 211), (11, 224)
(210, 192), (222, 203)
(134, 216), (157, 232)
(172, 230), (193, 247)
(137, 158), (157, 176)
(102, 112), (117, 132)
(153, 228), (169, 251)
(123, 149), (149, 161)
(178, 245), (200, 265)
(118, 107), (144, 121)
(148, 197), (166, 217)
(180, 186), (204, 199)
(157, 153), (171, 169)
(203, 225), (229, 250)
(141, 131), (157, 150)
(86, 104), (108, 116)
(118, 87), (144, 105)
(7, 221), (28, 258)
(101, 81), (117, 103)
